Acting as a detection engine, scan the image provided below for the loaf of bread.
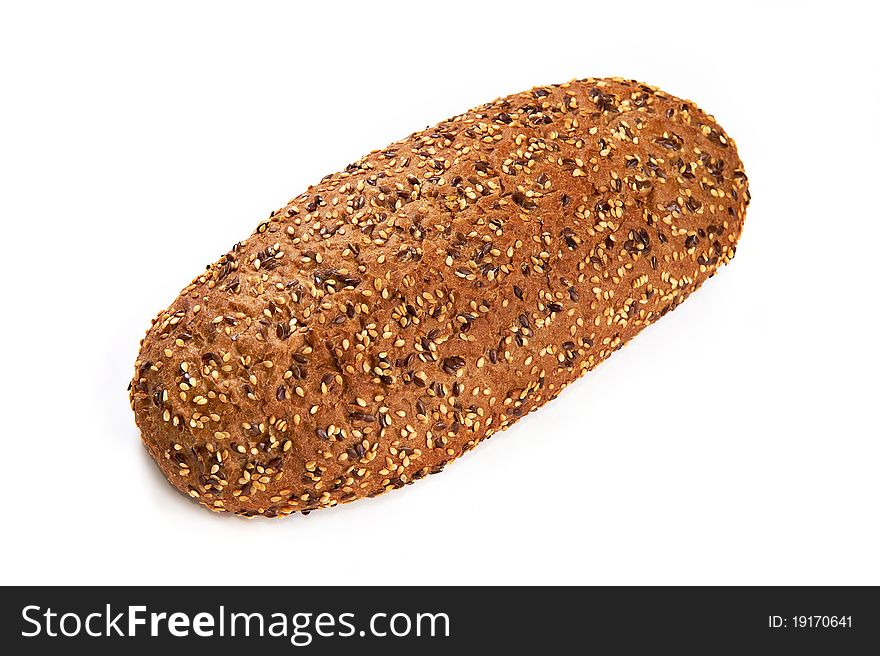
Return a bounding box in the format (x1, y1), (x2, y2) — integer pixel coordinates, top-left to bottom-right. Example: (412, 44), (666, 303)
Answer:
(130, 78), (749, 517)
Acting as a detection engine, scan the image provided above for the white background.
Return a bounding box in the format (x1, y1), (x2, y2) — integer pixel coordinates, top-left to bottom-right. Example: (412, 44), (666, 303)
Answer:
(1, 0), (877, 586)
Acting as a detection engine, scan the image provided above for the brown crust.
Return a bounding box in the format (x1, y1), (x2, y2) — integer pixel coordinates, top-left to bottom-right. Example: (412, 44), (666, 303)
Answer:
(130, 77), (750, 517)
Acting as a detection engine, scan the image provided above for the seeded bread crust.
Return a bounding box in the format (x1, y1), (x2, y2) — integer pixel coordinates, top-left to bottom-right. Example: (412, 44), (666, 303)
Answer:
(130, 77), (750, 517)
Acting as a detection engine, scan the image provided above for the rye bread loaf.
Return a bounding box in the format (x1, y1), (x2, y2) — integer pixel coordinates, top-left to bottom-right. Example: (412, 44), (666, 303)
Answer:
(130, 77), (750, 517)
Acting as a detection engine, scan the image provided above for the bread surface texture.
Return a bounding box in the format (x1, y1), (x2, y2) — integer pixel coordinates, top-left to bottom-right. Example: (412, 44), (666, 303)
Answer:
(131, 78), (749, 517)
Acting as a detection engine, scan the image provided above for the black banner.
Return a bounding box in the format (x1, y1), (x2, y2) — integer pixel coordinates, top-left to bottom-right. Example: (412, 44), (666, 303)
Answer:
(2, 586), (876, 653)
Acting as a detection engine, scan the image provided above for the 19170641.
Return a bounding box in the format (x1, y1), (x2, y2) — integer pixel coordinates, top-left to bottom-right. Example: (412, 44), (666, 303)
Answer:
(768, 616), (853, 629)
